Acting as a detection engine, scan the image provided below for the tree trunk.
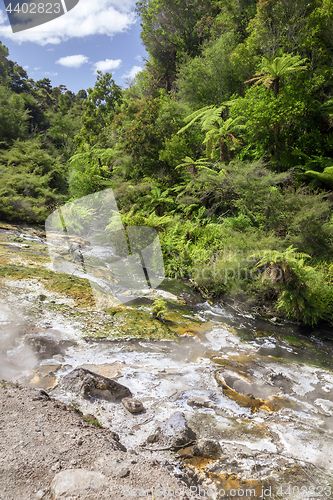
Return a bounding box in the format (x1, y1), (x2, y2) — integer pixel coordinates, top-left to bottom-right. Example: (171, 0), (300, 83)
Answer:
(273, 77), (280, 99)
(219, 138), (224, 163)
(274, 125), (280, 172)
(271, 77), (281, 170)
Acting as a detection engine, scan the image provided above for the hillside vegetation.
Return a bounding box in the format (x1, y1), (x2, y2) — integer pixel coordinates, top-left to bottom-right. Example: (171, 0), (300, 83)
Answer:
(1, 0), (333, 326)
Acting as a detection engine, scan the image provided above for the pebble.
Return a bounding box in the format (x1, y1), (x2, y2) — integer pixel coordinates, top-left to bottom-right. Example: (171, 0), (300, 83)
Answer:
(122, 397), (144, 413)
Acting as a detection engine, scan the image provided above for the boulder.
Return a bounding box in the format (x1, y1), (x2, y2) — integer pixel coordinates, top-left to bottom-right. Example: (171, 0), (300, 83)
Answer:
(61, 368), (131, 401)
(50, 469), (107, 498)
(146, 411), (196, 449)
(24, 334), (62, 360)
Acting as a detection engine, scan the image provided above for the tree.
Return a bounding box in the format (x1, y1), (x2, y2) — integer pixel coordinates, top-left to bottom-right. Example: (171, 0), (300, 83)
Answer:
(243, 0), (316, 57)
(203, 115), (245, 163)
(244, 53), (307, 169)
(34, 78), (54, 108)
(245, 53), (307, 98)
(0, 86), (29, 147)
(0, 139), (66, 223)
(47, 112), (82, 160)
(178, 104), (245, 163)
(79, 72), (122, 145)
(176, 156), (215, 177)
(176, 32), (243, 107)
(136, 0), (217, 91)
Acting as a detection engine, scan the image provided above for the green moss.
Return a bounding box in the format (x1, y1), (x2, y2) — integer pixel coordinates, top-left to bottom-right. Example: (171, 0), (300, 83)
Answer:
(0, 262), (94, 306)
(83, 414), (103, 427)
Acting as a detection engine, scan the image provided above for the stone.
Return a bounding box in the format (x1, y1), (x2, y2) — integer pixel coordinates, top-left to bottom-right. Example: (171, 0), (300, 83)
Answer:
(50, 469), (107, 498)
(61, 368), (131, 401)
(146, 411), (196, 449)
(176, 445), (195, 458)
(187, 395), (213, 409)
(194, 438), (222, 458)
(122, 397), (144, 413)
(24, 335), (62, 360)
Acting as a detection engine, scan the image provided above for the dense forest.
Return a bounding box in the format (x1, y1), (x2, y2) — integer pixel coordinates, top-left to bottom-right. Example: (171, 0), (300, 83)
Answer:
(1, 0), (333, 326)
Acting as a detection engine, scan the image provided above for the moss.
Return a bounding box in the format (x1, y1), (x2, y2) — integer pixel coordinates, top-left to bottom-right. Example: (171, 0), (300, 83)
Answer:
(83, 414), (103, 427)
(0, 262), (95, 307)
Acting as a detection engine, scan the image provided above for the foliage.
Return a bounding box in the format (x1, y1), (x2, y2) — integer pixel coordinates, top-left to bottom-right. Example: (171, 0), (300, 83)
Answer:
(0, 86), (29, 147)
(0, 2), (333, 327)
(78, 72), (122, 145)
(68, 145), (114, 199)
(136, 0), (217, 91)
(151, 298), (168, 321)
(176, 32), (242, 107)
(305, 166), (333, 189)
(178, 104), (245, 163)
(245, 53), (307, 98)
(256, 246), (332, 325)
(0, 140), (66, 222)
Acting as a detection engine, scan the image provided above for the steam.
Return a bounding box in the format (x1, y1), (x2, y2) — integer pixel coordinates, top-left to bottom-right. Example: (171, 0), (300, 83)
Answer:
(0, 300), (37, 381)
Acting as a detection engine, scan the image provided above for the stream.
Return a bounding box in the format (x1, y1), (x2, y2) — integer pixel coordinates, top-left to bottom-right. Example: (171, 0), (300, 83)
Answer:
(1, 224), (333, 499)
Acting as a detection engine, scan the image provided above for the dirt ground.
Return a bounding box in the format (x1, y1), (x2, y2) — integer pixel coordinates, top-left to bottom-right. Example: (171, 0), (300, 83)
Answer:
(0, 382), (200, 500)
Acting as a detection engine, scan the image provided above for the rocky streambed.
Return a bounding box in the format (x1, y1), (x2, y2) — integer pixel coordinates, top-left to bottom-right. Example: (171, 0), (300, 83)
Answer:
(1, 222), (333, 500)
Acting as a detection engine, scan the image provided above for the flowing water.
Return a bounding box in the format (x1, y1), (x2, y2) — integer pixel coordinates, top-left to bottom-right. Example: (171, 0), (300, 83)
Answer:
(1, 224), (333, 499)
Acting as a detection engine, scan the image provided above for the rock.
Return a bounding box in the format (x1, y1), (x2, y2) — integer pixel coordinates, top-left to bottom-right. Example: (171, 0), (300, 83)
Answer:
(187, 395), (213, 409)
(32, 389), (51, 401)
(61, 368), (131, 401)
(50, 469), (107, 498)
(194, 439), (222, 458)
(24, 335), (62, 360)
(176, 445), (195, 458)
(36, 491), (45, 499)
(122, 397), (144, 413)
(146, 411), (196, 449)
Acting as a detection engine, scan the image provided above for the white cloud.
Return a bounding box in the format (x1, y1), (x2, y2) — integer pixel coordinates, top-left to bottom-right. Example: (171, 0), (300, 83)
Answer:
(56, 54), (89, 68)
(0, 10), (6, 24)
(123, 65), (142, 80)
(135, 55), (143, 62)
(93, 58), (122, 73)
(0, 0), (137, 45)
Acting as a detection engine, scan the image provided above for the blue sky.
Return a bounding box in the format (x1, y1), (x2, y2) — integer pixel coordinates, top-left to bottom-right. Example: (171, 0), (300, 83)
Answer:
(0, 0), (147, 93)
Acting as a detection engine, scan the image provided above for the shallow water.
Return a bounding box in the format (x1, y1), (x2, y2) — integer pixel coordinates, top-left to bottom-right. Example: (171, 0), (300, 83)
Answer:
(1, 225), (333, 498)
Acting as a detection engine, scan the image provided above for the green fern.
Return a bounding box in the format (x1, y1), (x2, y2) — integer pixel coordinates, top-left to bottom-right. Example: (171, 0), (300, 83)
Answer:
(255, 246), (321, 325)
